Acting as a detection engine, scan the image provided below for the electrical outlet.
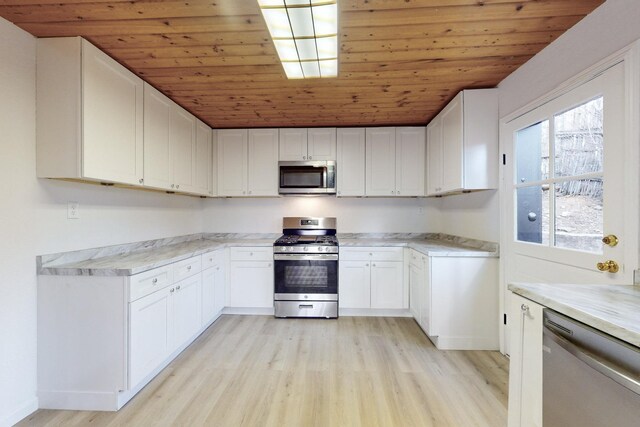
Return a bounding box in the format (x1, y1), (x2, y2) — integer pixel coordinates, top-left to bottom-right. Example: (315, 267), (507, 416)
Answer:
(67, 202), (80, 219)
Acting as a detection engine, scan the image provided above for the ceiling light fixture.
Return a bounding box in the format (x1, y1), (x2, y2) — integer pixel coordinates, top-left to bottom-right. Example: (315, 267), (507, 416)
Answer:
(258, 0), (338, 79)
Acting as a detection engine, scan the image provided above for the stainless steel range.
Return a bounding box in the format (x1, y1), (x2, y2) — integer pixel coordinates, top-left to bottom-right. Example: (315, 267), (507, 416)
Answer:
(273, 217), (338, 318)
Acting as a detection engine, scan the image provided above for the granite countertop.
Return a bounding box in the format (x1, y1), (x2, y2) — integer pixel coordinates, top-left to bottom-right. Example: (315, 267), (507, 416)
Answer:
(38, 232), (498, 277)
(509, 282), (640, 347)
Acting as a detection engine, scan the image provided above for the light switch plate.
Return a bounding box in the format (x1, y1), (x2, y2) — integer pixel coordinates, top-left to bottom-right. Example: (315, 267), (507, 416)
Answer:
(67, 202), (80, 219)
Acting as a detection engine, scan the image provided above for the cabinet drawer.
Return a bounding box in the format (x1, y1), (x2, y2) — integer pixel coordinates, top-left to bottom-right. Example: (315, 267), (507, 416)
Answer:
(229, 247), (272, 261)
(202, 249), (225, 270)
(409, 250), (426, 269)
(340, 246), (404, 261)
(173, 256), (202, 282)
(129, 265), (173, 302)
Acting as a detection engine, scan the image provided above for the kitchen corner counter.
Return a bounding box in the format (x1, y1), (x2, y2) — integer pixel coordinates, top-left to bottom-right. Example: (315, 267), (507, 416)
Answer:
(509, 282), (640, 347)
(38, 234), (276, 277)
(339, 233), (498, 257)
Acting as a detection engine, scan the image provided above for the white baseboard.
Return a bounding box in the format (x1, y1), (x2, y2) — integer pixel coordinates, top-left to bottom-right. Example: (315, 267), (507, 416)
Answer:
(38, 390), (119, 411)
(222, 307), (275, 315)
(339, 308), (413, 317)
(431, 334), (500, 351)
(1, 397), (38, 427)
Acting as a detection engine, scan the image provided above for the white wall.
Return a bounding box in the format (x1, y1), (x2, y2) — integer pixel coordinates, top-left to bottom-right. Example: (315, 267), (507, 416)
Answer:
(0, 18), (203, 427)
(203, 197), (440, 233)
(437, 190), (499, 242)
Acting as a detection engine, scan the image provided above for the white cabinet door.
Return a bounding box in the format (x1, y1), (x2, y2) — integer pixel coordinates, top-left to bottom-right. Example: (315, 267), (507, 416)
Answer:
(419, 256), (431, 335)
(194, 120), (212, 196)
(82, 40), (143, 185)
(201, 267), (216, 326)
(370, 261), (404, 309)
(426, 119), (443, 195)
(248, 129), (279, 196)
(441, 93), (464, 192)
(143, 84), (173, 190)
(171, 275), (202, 352)
(507, 293), (543, 427)
(211, 130), (218, 197)
(229, 261), (273, 308)
(408, 256), (423, 320)
(339, 260), (371, 309)
(307, 128), (336, 160)
(336, 128), (365, 197)
(213, 264), (226, 316)
(395, 127), (425, 196)
(279, 128), (307, 161)
(129, 287), (172, 387)
(365, 127), (396, 196)
(171, 105), (197, 192)
(217, 129), (247, 196)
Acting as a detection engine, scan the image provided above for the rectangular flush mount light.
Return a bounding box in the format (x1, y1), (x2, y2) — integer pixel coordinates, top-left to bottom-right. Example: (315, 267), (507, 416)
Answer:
(258, 0), (338, 79)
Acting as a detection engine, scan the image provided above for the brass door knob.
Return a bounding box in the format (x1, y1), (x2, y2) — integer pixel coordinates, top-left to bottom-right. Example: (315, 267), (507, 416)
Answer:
(597, 260), (620, 273)
(602, 235), (619, 247)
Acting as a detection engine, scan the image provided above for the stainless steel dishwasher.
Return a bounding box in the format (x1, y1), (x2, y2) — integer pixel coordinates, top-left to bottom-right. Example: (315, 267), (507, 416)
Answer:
(543, 309), (640, 427)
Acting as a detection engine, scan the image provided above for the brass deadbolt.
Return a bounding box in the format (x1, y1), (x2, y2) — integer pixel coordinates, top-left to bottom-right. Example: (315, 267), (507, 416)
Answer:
(596, 260), (620, 273)
(602, 235), (619, 247)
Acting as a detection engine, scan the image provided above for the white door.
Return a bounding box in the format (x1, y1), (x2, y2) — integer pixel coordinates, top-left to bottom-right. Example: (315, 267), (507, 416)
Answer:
(229, 261), (273, 308)
(170, 105), (196, 192)
(336, 128), (365, 197)
(426, 119), (443, 195)
(143, 84), (173, 190)
(441, 93), (464, 192)
(365, 127), (396, 196)
(279, 128), (307, 161)
(307, 128), (336, 160)
(81, 40), (143, 185)
(213, 264), (226, 316)
(395, 127), (426, 196)
(201, 267), (216, 326)
(194, 120), (212, 196)
(370, 261), (404, 309)
(339, 261), (370, 309)
(129, 287), (171, 387)
(172, 275), (202, 351)
(248, 128), (279, 196)
(217, 129), (247, 196)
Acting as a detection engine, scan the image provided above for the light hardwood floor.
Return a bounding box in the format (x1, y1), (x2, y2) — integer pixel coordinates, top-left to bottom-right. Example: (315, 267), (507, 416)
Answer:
(20, 315), (508, 427)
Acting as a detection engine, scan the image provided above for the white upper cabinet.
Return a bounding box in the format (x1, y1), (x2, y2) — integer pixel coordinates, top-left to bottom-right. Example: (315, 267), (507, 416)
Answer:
(143, 84), (173, 190)
(37, 37), (143, 185)
(426, 89), (498, 196)
(169, 104), (197, 193)
(366, 127), (425, 196)
(247, 129), (279, 196)
(307, 128), (337, 160)
(194, 120), (213, 196)
(366, 127), (397, 196)
(279, 128), (308, 161)
(395, 127), (426, 196)
(217, 129), (248, 196)
(279, 128), (336, 161)
(336, 128), (366, 197)
(218, 129), (278, 197)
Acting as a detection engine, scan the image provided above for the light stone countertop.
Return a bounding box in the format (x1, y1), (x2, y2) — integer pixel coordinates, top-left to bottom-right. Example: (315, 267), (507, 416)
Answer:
(38, 232), (498, 277)
(509, 282), (640, 347)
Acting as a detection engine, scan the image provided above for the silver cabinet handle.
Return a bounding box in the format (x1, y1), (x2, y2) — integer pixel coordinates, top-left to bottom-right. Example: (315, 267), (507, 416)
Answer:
(391, 190), (394, 194)
(216, 266), (220, 270)
(250, 252), (253, 256)
(187, 265), (192, 270)
(242, 191), (246, 194)
(372, 263), (376, 267)
(303, 156), (306, 160)
(139, 178), (144, 184)
(369, 253), (373, 256)
(365, 264), (369, 267)
(176, 285), (181, 290)
(152, 278), (158, 284)
(209, 258), (213, 262)
(170, 288), (175, 293)
(397, 191), (400, 195)
(521, 304), (529, 313)
(176, 184), (180, 189)
(171, 184), (175, 188)
(268, 263), (271, 267)
(308, 156), (312, 160)
(248, 190), (252, 194)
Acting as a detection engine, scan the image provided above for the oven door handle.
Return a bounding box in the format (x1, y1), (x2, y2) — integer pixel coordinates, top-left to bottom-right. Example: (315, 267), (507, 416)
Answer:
(273, 254), (338, 261)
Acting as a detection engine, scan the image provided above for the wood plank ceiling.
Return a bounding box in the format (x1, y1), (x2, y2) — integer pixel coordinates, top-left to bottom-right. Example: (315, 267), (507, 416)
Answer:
(0, 0), (604, 128)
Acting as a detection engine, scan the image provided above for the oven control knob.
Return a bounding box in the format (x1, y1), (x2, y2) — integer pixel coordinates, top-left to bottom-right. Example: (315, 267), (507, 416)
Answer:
(318, 247), (324, 252)
(304, 247), (309, 252)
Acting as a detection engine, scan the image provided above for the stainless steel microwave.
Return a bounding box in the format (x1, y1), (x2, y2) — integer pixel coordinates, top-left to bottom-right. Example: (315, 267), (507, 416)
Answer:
(278, 161), (336, 195)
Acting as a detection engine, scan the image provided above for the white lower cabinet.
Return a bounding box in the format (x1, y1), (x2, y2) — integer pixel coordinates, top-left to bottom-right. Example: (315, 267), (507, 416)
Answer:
(229, 247), (274, 308)
(171, 274), (202, 352)
(201, 250), (226, 325)
(129, 286), (172, 388)
(409, 250), (498, 350)
(339, 247), (405, 310)
(507, 292), (544, 427)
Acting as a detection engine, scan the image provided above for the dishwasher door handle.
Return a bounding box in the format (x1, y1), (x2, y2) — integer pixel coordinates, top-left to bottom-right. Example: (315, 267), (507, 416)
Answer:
(544, 325), (640, 395)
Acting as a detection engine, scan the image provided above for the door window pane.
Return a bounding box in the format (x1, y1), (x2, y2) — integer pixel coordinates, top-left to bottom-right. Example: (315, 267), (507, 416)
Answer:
(554, 97), (603, 177)
(516, 120), (549, 184)
(517, 185), (550, 245)
(554, 179), (603, 253)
